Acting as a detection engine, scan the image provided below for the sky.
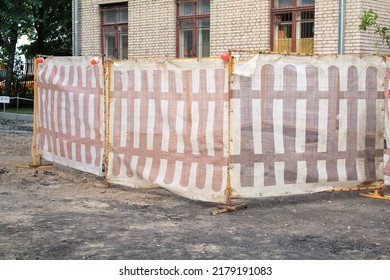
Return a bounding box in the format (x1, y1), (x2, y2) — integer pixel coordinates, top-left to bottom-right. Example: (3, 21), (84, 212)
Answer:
(16, 35), (30, 62)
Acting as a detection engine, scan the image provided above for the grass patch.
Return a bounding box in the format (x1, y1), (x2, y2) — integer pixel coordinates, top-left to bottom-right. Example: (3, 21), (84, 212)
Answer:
(1, 107), (33, 115)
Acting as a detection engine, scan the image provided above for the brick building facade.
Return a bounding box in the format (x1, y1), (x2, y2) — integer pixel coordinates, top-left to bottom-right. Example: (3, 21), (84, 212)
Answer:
(73, 0), (390, 59)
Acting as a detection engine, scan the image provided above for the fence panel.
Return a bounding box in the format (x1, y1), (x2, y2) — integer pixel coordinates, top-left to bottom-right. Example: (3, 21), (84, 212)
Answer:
(36, 57), (104, 175)
(385, 63), (390, 185)
(230, 54), (386, 198)
(107, 59), (229, 203)
(34, 54), (387, 203)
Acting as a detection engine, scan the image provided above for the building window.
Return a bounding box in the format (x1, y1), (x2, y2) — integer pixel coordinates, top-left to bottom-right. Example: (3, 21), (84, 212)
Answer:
(176, 0), (210, 58)
(271, 0), (314, 53)
(101, 4), (128, 60)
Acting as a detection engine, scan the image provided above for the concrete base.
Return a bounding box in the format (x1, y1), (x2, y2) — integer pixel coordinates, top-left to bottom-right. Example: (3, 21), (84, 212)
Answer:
(0, 112), (33, 122)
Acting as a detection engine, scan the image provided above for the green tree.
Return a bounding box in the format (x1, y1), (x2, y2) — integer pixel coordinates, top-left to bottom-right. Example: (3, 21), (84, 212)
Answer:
(359, 9), (390, 55)
(0, 0), (31, 96)
(0, 0), (71, 96)
(22, 0), (72, 57)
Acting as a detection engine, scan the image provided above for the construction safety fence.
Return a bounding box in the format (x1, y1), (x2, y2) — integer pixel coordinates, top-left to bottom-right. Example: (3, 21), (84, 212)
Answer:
(34, 54), (389, 203)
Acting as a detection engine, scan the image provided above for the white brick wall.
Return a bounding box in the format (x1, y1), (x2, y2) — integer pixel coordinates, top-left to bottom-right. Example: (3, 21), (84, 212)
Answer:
(75, 0), (390, 58)
(314, 0), (390, 55)
(128, 0), (176, 58)
(210, 0), (270, 56)
(345, 0), (364, 55)
(77, 0), (103, 56)
(314, 0), (339, 54)
(360, 0), (390, 55)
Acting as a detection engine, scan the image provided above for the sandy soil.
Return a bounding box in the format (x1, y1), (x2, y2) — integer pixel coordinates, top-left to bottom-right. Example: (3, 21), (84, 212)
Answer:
(0, 120), (389, 260)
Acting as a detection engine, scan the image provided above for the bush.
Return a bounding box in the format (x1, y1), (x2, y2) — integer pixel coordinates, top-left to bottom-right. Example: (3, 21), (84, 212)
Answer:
(359, 9), (390, 56)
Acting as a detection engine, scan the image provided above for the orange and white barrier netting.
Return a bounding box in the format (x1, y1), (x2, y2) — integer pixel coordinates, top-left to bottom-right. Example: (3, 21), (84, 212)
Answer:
(36, 57), (104, 175)
(230, 54), (386, 198)
(35, 55), (388, 203)
(107, 59), (229, 203)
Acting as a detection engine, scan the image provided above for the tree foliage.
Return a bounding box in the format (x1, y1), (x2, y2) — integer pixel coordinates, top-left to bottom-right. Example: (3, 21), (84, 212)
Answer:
(359, 9), (390, 55)
(22, 0), (72, 57)
(0, 0), (71, 96)
(0, 0), (31, 95)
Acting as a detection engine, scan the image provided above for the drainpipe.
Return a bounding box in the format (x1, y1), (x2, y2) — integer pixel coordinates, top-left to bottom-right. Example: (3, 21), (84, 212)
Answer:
(338, 0), (346, 54)
(73, 0), (79, 56)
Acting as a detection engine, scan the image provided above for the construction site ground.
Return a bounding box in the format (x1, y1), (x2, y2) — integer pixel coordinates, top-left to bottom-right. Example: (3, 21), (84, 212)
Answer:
(0, 120), (389, 260)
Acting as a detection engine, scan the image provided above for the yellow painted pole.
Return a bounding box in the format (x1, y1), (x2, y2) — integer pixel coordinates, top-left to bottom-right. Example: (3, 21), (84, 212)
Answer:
(32, 57), (39, 165)
(380, 55), (388, 183)
(102, 56), (107, 177)
(226, 50), (234, 207)
(16, 57), (52, 169)
(210, 50), (248, 214)
(104, 60), (112, 183)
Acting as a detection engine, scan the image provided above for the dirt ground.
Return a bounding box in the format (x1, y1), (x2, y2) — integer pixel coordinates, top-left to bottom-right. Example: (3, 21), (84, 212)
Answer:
(0, 119), (390, 260)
